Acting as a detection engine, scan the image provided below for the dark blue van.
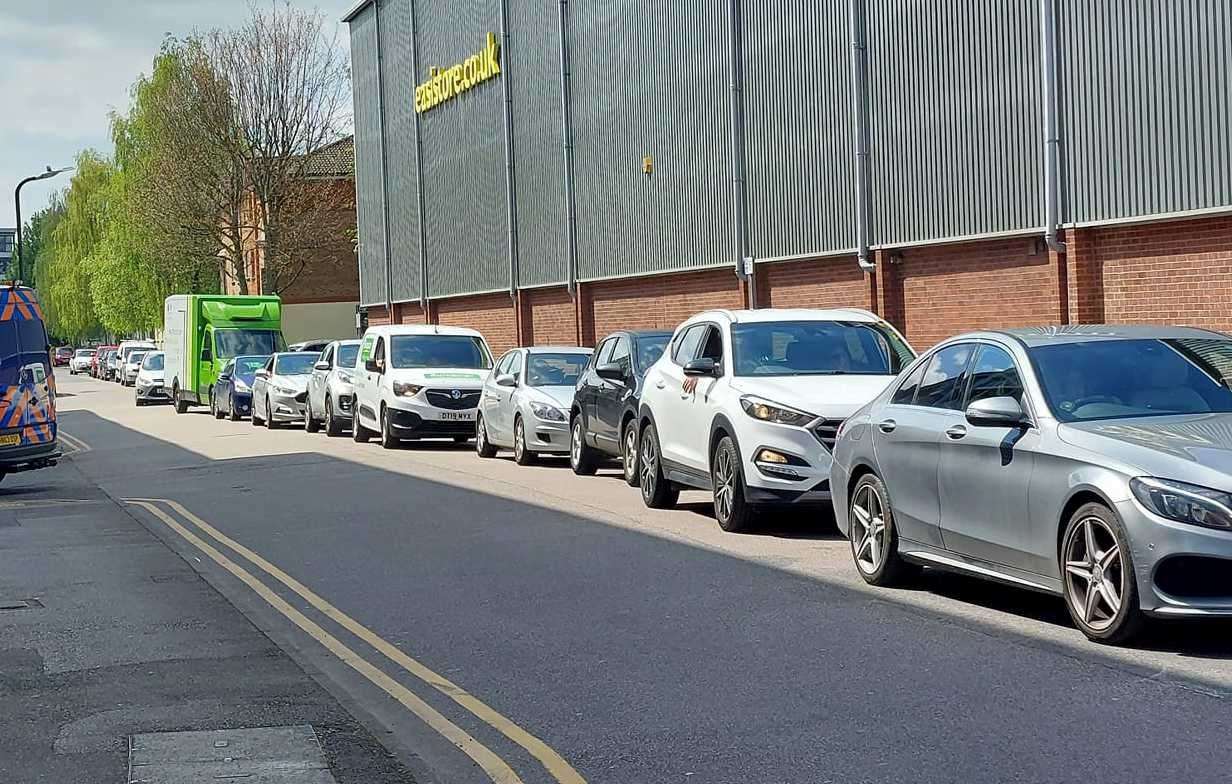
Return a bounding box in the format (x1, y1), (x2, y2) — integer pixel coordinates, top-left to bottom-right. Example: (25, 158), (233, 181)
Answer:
(0, 286), (60, 480)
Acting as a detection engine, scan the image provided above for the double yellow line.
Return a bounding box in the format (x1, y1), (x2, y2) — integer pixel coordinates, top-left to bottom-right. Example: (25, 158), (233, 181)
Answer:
(126, 497), (585, 784)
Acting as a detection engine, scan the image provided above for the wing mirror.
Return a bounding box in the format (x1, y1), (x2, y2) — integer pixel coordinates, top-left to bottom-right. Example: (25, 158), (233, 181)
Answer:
(255, 368), (271, 380)
(365, 359), (383, 373)
(683, 357), (720, 377)
(314, 361), (330, 371)
(595, 362), (627, 382)
(495, 373), (518, 388)
(965, 396), (1029, 427)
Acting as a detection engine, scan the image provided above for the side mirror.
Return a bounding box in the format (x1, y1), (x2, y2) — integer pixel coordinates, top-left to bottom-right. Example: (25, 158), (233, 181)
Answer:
(966, 396), (1029, 427)
(683, 357), (720, 377)
(255, 368), (271, 380)
(314, 361), (330, 371)
(218, 373), (231, 381)
(495, 373), (517, 388)
(596, 362), (627, 382)
(365, 359), (383, 373)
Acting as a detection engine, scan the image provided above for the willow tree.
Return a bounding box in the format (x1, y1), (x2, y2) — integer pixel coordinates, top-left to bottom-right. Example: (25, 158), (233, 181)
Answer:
(44, 152), (110, 340)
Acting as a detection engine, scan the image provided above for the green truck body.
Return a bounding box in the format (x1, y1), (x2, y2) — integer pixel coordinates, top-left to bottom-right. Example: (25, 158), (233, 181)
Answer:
(163, 295), (285, 411)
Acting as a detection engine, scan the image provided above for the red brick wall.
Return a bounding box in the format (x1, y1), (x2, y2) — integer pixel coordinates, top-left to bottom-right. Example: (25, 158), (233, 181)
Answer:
(524, 287), (576, 346)
(435, 292), (518, 356)
(1094, 214), (1232, 331)
(891, 237), (1063, 350)
(367, 305), (391, 326)
(392, 302), (428, 324)
(588, 268), (743, 342)
(763, 256), (873, 311)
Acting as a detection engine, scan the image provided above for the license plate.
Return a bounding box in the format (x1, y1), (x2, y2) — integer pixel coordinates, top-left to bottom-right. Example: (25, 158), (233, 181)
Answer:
(438, 411), (475, 422)
(0, 433), (21, 447)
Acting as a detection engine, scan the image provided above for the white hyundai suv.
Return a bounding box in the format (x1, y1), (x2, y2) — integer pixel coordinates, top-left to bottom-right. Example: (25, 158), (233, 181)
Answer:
(637, 308), (915, 531)
(352, 324), (494, 448)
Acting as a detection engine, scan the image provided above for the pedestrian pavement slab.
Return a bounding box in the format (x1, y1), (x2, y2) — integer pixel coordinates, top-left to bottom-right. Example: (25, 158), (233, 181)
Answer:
(128, 725), (337, 784)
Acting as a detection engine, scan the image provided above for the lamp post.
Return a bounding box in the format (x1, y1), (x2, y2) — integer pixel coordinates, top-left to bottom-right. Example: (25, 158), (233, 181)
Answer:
(14, 166), (72, 282)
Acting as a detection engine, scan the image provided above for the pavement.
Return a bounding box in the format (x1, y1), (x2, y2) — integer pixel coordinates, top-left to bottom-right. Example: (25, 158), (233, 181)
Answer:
(20, 373), (1232, 783)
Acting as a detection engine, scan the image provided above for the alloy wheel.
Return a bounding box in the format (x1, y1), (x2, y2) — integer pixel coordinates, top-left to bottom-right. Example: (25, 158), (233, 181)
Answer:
(515, 422), (524, 459)
(640, 430), (657, 491)
(712, 445), (735, 523)
(850, 482), (888, 575)
(570, 421), (582, 467)
(623, 425), (638, 482)
(1064, 516), (1125, 632)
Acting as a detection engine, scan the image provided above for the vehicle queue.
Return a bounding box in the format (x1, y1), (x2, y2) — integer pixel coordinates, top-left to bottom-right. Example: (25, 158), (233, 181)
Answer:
(105, 304), (1232, 646)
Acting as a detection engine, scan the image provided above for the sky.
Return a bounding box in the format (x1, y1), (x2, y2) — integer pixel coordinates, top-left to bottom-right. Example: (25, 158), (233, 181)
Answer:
(0, 0), (355, 230)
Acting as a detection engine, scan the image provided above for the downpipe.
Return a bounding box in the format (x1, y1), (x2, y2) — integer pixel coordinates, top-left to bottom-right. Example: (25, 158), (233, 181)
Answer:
(1041, 0), (1067, 253)
(727, 0), (757, 305)
(558, 0), (579, 297)
(499, 0), (519, 300)
(849, 0), (876, 273)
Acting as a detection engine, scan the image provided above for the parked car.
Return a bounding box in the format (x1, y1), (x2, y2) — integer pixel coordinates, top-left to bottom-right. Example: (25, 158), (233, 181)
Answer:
(304, 339), (361, 436)
(568, 330), (671, 484)
(134, 351), (168, 405)
(832, 325), (1232, 643)
(92, 346), (116, 378)
(101, 349), (120, 381)
(210, 354), (271, 421)
(69, 348), (96, 375)
(114, 340), (155, 384)
(476, 346), (593, 464)
(53, 346), (74, 367)
(250, 352), (318, 428)
(352, 324), (493, 448)
(289, 339), (331, 353)
(122, 350), (150, 386)
(637, 308), (915, 532)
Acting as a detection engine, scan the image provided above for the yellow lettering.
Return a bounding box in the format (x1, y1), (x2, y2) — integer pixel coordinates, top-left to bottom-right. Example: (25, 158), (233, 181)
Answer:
(415, 34), (502, 114)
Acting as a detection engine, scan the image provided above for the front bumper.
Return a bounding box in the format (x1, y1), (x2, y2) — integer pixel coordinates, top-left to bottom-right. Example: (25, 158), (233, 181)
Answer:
(268, 390), (306, 421)
(328, 381), (355, 419)
(735, 419), (834, 505)
(230, 390), (253, 415)
(386, 403), (476, 438)
(136, 382), (170, 401)
(1116, 497), (1232, 617)
(526, 418), (570, 453)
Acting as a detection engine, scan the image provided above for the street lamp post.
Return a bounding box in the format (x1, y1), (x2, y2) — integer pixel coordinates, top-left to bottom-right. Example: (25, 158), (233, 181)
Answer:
(13, 166), (72, 282)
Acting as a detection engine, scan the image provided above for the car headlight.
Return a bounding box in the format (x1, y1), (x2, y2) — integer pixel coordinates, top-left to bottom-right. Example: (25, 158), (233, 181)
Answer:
(393, 382), (423, 398)
(273, 385), (296, 395)
(530, 402), (566, 422)
(233, 379), (250, 392)
(739, 395), (815, 427)
(336, 370), (353, 384)
(1130, 477), (1232, 530)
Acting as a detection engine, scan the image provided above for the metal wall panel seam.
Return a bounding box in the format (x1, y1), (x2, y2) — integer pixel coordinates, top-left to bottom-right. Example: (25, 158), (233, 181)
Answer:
(499, 0), (519, 297)
(374, 0), (394, 310)
(408, 0), (429, 308)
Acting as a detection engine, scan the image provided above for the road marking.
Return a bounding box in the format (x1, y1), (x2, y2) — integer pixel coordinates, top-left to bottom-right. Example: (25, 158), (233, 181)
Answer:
(131, 497), (586, 784)
(125, 499), (525, 784)
(59, 431), (92, 454)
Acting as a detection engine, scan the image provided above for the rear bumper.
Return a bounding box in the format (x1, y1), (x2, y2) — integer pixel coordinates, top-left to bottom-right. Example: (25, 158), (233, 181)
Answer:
(0, 440), (62, 472)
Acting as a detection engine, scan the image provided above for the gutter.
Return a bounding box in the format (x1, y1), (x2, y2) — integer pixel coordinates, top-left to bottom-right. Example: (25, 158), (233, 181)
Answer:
(1040, 0), (1066, 253)
(499, 0), (519, 299)
(557, 0), (578, 297)
(727, 0), (757, 305)
(849, 0), (876, 272)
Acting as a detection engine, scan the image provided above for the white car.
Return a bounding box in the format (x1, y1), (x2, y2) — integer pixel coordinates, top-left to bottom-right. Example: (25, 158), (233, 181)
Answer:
(637, 308), (916, 532)
(476, 346), (593, 464)
(134, 351), (168, 405)
(69, 348), (96, 375)
(122, 350), (150, 386)
(115, 340), (155, 384)
(250, 352), (318, 428)
(351, 324), (493, 448)
(305, 339), (361, 436)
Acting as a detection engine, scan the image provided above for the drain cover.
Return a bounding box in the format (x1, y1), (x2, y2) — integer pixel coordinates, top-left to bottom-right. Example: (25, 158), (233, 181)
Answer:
(128, 725), (336, 784)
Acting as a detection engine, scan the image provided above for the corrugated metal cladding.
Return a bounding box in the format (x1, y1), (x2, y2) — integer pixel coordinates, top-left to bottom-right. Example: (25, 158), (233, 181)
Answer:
(415, 0), (508, 297)
(570, 0), (733, 280)
(1061, 0), (1232, 224)
(350, 4), (388, 307)
(379, 0), (423, 303)
(868, 0), (1043, 247)
(509, 0), (568, 287)
(742, 0), (856, 260)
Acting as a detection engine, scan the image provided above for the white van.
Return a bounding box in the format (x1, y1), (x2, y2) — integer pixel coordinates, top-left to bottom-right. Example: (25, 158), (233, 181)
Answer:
(352, 324), (494, 448)
(115, 339), (157, 386)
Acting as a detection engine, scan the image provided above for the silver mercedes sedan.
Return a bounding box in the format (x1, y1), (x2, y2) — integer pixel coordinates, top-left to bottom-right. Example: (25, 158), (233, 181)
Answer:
(831, 325), (1232, 643)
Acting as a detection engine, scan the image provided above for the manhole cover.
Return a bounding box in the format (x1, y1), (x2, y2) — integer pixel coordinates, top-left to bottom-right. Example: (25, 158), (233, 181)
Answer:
(128, 725), (336, 784)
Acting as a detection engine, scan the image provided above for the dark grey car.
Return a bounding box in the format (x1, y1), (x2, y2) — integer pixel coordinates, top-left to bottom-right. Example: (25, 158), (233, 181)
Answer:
(831, 325), (1232, 643)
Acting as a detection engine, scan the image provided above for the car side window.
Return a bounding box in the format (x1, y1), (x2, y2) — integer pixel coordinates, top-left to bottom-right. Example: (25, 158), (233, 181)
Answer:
(891, 360), (927, 405)
(321, 345), (334, 368)
(697, 326), (723, 363)
(222, 359), (235, 377)
(916, 343), (976, 410)
(965, 344), (1025, 406)
(609, 337), (631, 375)
(595, 339), (616, 367)
(494, 351), (514, 376)
(672, 325), (706, 365)
(373, 338), (385, 364)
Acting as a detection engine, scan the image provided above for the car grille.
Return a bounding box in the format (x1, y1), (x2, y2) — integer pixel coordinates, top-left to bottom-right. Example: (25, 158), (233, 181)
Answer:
(425, 389), (481, 410)
(812, 419), (843, 452)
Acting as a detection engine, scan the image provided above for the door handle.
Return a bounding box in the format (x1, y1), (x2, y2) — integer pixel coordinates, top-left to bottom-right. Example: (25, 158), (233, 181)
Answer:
(877, 419), (897, 433)
(655, 381), (666, 390)
(945, 425), (968, 440)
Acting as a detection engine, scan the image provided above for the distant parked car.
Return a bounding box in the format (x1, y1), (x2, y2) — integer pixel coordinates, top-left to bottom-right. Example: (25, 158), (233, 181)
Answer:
(53, 347), (74, 367)
(209, 354), (271, 421)
(832, 325), (1232, 644)
(92, 346), (116, 378)
(305, 339), (361, 436)
(100, 349), (119, 381)
(476, 346), (593, 464)
(114, 340), (155, 383)
(289, 339), (330, 353)
(637, 308), (915, 532)
(69, 348), (96, 375)
(569, 329), (671, 484)
(250, 352), (317, 428)
(134, 351), (168, 405)
(122, 350), (149, 386)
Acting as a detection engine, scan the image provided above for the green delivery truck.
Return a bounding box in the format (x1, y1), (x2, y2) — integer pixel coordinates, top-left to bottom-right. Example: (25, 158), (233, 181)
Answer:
(163, 295), (286, 413)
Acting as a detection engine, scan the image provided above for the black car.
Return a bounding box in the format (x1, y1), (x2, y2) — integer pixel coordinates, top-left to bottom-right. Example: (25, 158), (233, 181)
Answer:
(569, 329), (671, 484)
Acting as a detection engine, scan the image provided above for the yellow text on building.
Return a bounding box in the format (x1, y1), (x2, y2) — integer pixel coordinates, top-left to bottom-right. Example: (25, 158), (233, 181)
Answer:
(414, 33), (501, 114)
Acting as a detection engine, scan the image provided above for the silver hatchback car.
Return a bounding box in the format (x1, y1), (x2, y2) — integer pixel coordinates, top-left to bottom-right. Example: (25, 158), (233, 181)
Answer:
(832, 325), (1232, 643)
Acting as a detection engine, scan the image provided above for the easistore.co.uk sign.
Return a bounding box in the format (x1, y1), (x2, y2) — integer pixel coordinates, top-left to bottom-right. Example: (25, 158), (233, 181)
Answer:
(414, 33), (502, 114)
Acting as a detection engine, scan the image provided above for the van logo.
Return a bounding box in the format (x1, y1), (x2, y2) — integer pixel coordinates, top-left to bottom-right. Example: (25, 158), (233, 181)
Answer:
(450, 389), (462, 400)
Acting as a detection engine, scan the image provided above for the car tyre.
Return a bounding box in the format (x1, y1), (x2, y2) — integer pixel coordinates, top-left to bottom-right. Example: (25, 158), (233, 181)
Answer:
(379, 406), (399, 449)
(1061, 502), (1145, 644)
(475, 415), (497, 458)
(711, 436), (754, 533)
(849, 473), (918, 587)
(324, 395), (343, 437)
(352, 411), (371, 443)
(172, 383), (189, 414)
(569, 415), (599, 475)
(264, 397), (277, 429)
(305, 398), (320, 433)
(639, 422), (678, 509)
(513, 416), (536, 466)
(211, 390), (223, 419)
(622, 420), (640, 487)
(228, 394), (241, 422)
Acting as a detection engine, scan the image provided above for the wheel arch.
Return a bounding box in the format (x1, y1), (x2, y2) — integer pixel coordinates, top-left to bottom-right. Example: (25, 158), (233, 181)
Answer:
(708, 413), (741, 468)
(1056, 485), (1119, 558)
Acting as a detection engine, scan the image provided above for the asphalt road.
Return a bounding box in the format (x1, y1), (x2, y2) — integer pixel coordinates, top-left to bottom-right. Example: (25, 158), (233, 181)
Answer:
(56, 373), (1232, 784)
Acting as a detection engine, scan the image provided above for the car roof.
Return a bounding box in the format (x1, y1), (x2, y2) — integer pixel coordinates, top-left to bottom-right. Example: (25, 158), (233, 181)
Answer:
(522, 345), (592, 353)
(688, 307), (882, 325)
(334, 338), (362, 345)
(369, 324), (484, 338)
(970, 324), (1228, 348)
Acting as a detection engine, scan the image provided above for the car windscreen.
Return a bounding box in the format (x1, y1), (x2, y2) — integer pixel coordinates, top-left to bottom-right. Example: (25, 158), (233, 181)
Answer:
(128, 352), (148, 365)
(389, 335), (492, 370)
(215, 330), (286, 359)
(77, 349), (96, 357)
(634, 335), (670, 374)
(234, 356), (269, 375)
(1030, 338), (1232, 422)
(731, 321), (914, 377)
(526, 353), (589, 387)
(273, 353), (318, 375)
(337, 344), (360, 369)
(142, 353), (164, 371)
